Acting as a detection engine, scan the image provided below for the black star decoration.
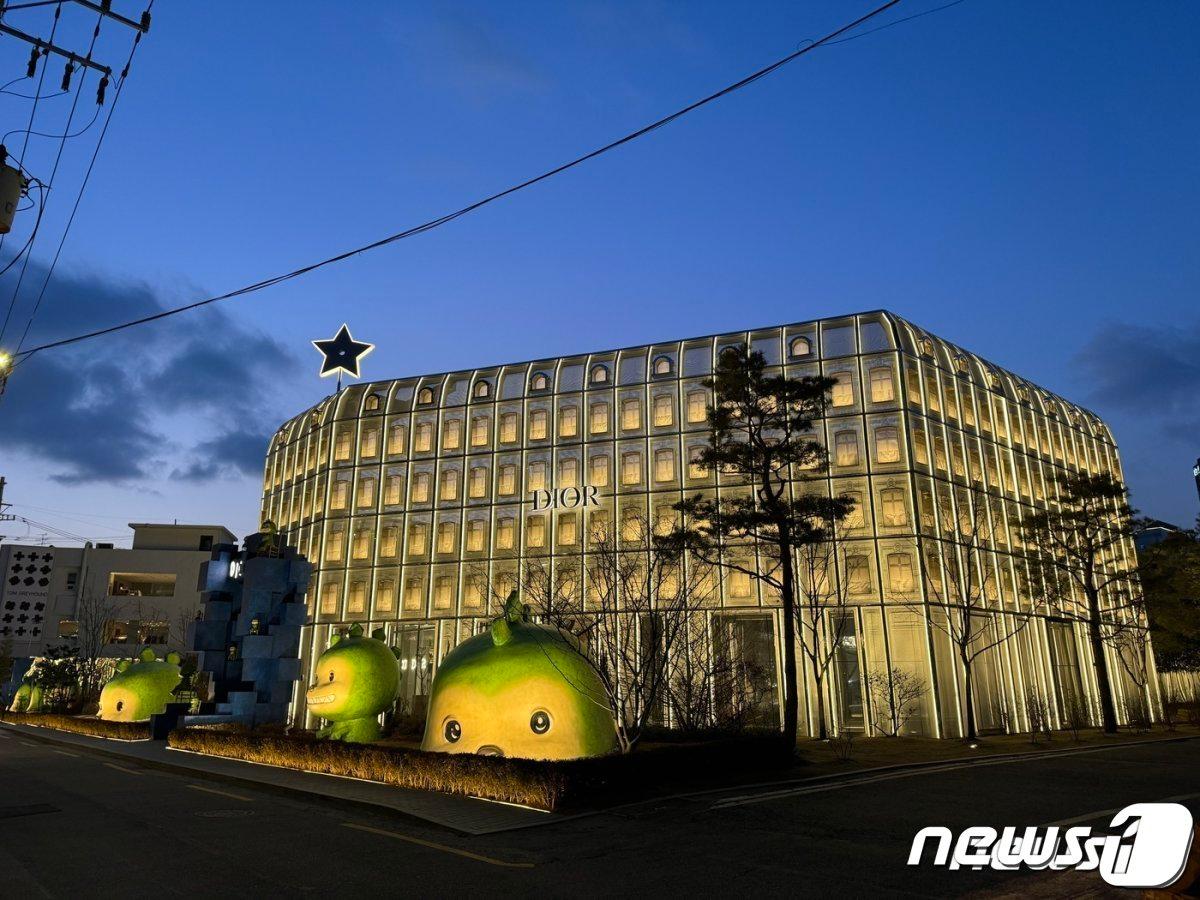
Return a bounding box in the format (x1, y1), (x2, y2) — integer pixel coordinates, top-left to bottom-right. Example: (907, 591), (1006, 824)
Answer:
(312, 324), (374, 379)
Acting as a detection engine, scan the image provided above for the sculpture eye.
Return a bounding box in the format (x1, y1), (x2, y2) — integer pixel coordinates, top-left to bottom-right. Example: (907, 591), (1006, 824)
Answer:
(530, 710), (551, 735)
(115, 701), (124, 712)
(444, 719), (461, 743)
(328, 671), (335, 682)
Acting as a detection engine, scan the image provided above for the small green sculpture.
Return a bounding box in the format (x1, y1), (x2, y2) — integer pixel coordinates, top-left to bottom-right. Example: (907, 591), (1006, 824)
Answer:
(8, 678), (43, 713)
(422, 592), (618, 760)
(96, 649), (183, 722)
(305, 624), (401, 743)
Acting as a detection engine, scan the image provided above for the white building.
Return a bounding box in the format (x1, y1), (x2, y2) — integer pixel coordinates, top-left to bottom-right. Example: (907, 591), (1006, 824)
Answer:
(0, 523), (237, 675)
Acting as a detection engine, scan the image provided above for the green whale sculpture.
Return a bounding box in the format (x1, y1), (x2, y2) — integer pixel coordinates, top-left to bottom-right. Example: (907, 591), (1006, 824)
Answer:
(8, 678), (43, 713)
(97, 649), (183, 722)
(305, 624), (401, 743)
(422, 592), (618, 760)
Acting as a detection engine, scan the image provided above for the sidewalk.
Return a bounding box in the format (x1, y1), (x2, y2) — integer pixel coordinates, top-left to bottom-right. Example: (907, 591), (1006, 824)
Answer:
(0, 721), (555, 835)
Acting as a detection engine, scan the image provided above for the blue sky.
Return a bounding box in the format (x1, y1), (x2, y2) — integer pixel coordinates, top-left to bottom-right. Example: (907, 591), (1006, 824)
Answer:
(0, 0), (1197, 544)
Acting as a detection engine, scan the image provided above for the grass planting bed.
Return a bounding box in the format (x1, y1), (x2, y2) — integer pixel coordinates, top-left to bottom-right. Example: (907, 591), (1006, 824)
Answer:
(169, 727), (788, 812)
(1, 711), (151, 741)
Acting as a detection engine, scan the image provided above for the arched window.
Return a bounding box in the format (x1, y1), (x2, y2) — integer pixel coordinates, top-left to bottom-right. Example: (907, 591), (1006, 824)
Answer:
(788, 336), (812, 358)
(954, 354), (969, 375)
(919, 338), (935, 358)
(472, 379), (491, 399)
(589, 364), (609, 385)
(364, 393), (381, 412)
(417, 386), (435, 405)
(530, 371), (550, 392)
(652, 355), (673, 377)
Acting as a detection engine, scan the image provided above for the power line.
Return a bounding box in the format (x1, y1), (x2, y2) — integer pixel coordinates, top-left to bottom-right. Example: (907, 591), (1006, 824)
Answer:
(12, 2), (149, 356)
(8, 0), (919, 366)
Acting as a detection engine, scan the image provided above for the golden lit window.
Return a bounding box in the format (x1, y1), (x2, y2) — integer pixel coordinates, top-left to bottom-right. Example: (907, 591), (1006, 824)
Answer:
(589, 364), (609, 384)
(375, 578), (395, 614)
(331, 479), (350, 510)
(528, 461), (548, 491)
(320, 581), (339, 615)
(559, 406), (579, 438)
(654, 448), (675, 482)
(439, 469), (459, 501)
(414, 423), (434, 452)
(869, 367), (895, 403)
(497, 517), (515, 549)
(874, 426), (900, 464)
(687, 446), (707, 479)
(527, 515), (547, 548)
(933, 434), (947, 471)
(324, 529), (345, 563)
(620, 509), (641, 543)
(466, 519), (485, 552)
(530, 371), (550, 392)
(589, 454), (611, 486)
(380, 525), (399, 557)
(529, 409), (549, 440)
(364, 393), (381, 412)
(559, 457), (579, 488)
(442, 420), (462, 450)
(384, 473), (403, 505)
(887, 553), (915, 592)
(498, 465), (517, 495)
(789, 335), (812, 358)
(912, 425), (928, 466)
(558, 512), (578, 546)
(412, 472), (431, 502)
(834, 431), (859, 467)
(621, 451), (642, 485)
(621, 398), (641, 430)
(360, 426), (379, 458)
(653, 395), (673, 427)
(843, 491), (864, 528)
(687, 390), (707, 424)
(348, 579), (367, 613)
(729, 570), (752, 599)
(433, 576), (454, 609)
(880, 488), (907, 526)
(473, 380), (491, 399)
(437, 522), (456, 554)
(403, 577), (423, 611)
(589, 509), (611, 544)
(387, 424), (406, 455)
(334, 428), (352, 461)
(356, 475), (376, 507)
(500, 412), (518, 443)
(468, 466), (487, 498)
(830, 375), (854, 408)
(846, 555), (871, 593)
(924, 374), (940, 414)
(589, 402), (609, 434)
(417, 386), (435, 405)
(408, 523), (428, 555)
(470, 415), (489, 446)
(652, 355), (673, 376)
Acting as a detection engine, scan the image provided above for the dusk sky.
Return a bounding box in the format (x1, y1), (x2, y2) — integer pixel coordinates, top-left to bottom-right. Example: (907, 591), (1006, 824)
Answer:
(0, 0), (1197, 546)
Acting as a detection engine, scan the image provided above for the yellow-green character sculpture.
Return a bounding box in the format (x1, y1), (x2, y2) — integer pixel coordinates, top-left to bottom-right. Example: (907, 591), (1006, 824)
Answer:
(97, 649), (183, 721)
(305, 624), (401, 743)
(8, 677), (43, 713)
(422, 593), (618, 760)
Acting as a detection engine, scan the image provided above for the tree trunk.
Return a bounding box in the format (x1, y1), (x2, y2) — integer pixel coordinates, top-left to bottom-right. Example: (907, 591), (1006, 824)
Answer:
(962, 654), (977, 741)
(779, 545), (799, 752)
(1086, 587), (1119, 734)
(813, 669), (827, 740)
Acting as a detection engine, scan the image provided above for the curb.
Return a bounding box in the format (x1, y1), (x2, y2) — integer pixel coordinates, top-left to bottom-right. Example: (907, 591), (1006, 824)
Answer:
(0, 721), (475, 836)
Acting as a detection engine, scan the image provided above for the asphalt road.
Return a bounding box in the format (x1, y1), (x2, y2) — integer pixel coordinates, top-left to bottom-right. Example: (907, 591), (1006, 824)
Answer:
(0, 728), (1196, 898)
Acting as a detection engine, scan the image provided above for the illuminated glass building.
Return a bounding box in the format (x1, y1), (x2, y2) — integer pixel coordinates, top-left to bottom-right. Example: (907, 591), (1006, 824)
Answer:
(262, 311), (1152, 738)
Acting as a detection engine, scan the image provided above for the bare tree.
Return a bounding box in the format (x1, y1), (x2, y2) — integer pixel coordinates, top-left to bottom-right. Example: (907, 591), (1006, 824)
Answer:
(908, 487), (1042, 741)
(75, 591), (121, 703)
(794, 528), (855, 739)
(866, 667), (929, 737)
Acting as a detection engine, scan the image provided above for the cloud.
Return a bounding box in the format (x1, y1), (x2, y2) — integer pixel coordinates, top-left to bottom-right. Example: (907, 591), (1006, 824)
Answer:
(0, 262), (298, 485)
(1073, 321), (1200, 438)
(405, 11), (551, 99)
(171, 428), (270, 483)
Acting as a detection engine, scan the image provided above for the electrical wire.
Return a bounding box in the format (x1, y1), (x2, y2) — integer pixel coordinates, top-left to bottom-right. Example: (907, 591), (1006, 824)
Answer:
(11, 4), (145, 357)
(0, 7), (104, 348)
(0, 180), (45, 281)
(2, 101), (102, 145)
(7, 0), (924, 366)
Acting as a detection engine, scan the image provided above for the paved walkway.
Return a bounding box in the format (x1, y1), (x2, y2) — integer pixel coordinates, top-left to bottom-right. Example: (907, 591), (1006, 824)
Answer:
(0, 721), (554, 835)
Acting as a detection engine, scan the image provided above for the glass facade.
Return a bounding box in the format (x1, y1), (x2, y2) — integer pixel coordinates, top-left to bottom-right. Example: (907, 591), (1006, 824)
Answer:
(262, 311), (1150, 737)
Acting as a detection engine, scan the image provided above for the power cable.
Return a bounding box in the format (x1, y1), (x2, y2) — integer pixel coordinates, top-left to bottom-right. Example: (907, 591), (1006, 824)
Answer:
(2, 101), (101, 145)
(8, 0), (922, 365)
(0, 6), (103, 347)
(11, 3), (147, 357)
(0, 179), (45, 280)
